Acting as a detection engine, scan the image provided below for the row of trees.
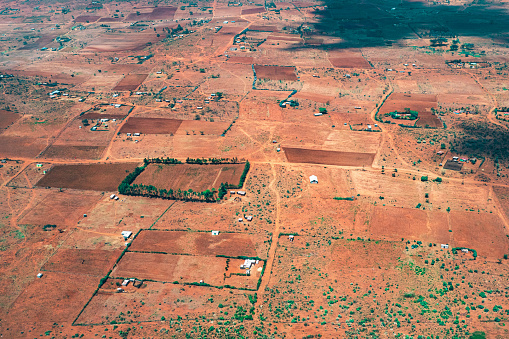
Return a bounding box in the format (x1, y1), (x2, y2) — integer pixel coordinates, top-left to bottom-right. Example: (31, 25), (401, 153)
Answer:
(121, 184), (217, 202)
(143, 157), (182, 165)
(118, 161), (251, 201)
(185, 157), (241, 164)
(142, 157), (243, 165)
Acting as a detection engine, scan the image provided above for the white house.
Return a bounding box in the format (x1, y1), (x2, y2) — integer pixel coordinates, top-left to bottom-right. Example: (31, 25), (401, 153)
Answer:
(121, 231), (132, 240)
(309, 175), (318, 184)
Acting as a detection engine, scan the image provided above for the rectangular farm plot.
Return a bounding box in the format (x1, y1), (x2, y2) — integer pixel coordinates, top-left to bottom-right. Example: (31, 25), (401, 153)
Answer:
(36, 163), (140, 191)
(42, 249), (122, 276)
(19, 190), (101, 227)
(133, 163), (245, 192)
(283, 147), (375, 167)
(450, 211), (509, 259)
(380, 93), (441, 128)
(41, 145), (106, 160)
(75, 280), (251, 325)
(119, 117), (182, 134)
(328, 51), (371, 68)
(5, 272), (98, 325)
(254, 65), (297, 81)
(113, 74), (148, 91)
(0, 109), (20, 131)
(112, 252), (262, 289)
(129, 230), (268, 259)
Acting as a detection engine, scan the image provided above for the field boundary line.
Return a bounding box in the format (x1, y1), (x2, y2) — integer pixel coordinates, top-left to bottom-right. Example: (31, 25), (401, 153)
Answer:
(148, 200), (177, 229)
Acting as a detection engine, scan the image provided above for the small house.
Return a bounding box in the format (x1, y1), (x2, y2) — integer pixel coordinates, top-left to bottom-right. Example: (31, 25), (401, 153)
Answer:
(37, 273), (43, 278)
(289, 235), (294, 242)
(121, 279), (130, 286)
(121, 231), (132, 240)
(36, 164), (43, 168)
(246, 216), (253, 221)
(314, 113), (323, 116)
(461, 249), (469, 253)
(441, 244), (449, 249)
(134, 133), (141, 137)
(309, 175), (318, 184)
(238, 218), (243, 222)
(237, 191), (246, 196)
(211, 231), (219, 236)
(110, 194), (116, 199)
(114, 196), (119, 200)
(126, 133), (131, 136)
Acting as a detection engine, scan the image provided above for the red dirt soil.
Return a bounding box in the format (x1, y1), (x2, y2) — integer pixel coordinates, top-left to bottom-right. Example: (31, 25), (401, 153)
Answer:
(4, 272), (98, 326)
(119, 117), (182, 134)
(283, 147), (375, 167)
(380, 93), (441, 127)
(241, 7), (266, 15)
(129, 230), (265, 258)
(249, 25), (278, 32)
(0, 110), (20, 131)
(328, 51), (371, 68)
(36, 163), (140, 191)
(113, 74), (148, 91)
(125, 6), (177, 21)
(80, 113), (127, 120)
(41, 145), (106, 160)
(74, 15), (100, 23)
(227, 56), (254, 64)
(450, 211), (509, 259)
(112, 252), (228, 285)
(0, 136), (47, 158)
(42, 249), (122, 276)
(133, 163), (245, 192)
(19, 190), (101, 227)
(254, 65), (297, 81)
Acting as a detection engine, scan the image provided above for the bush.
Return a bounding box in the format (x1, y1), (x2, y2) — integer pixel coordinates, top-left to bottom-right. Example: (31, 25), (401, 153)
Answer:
(421, 176), (428, 182)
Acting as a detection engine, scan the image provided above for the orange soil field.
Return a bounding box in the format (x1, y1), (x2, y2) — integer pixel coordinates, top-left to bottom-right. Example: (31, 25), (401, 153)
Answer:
(42, 249), (122, 276)
(0, 110), (20, 130)
(493, 185), (509, 220)
(76, 280), (251, 325)
(41, 145), (106, 160)
(450, 211), (508, 259)
(370, 206), (433, 240)
(227, 56), (254, 64)
(241, 7), (266, 15)
(18, 34), (57, 50)
(97, 17), (123, 22)
(113, 74), (148, 91)
(0, 136), (47, 158)
(328, 52), (371, 68)
(254, 65), (297, 81)
(129, 230), (267, 258)
(380, 93), (441, 127)
(80, 113), (127, 120)
(4, 272), (98, 327)
(84, 33), (162, 52)
(119, 117), (183, 134)
(176, 120), (231, 135)
(249, 25), (278, 32)
(133, 163), (245, 192)
(112, 252), (228, 285)
(19, 190), (101, 226)
(36, 163), (140, 191)
(283, 147), (375, 166)
(74, 15), (100, 23)
(125, 6), (177, 21)
(266, 34), (303, 42)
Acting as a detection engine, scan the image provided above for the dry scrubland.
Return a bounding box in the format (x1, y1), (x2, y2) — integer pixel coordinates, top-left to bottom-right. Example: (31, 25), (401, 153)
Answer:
(0, 0), (508, 338)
